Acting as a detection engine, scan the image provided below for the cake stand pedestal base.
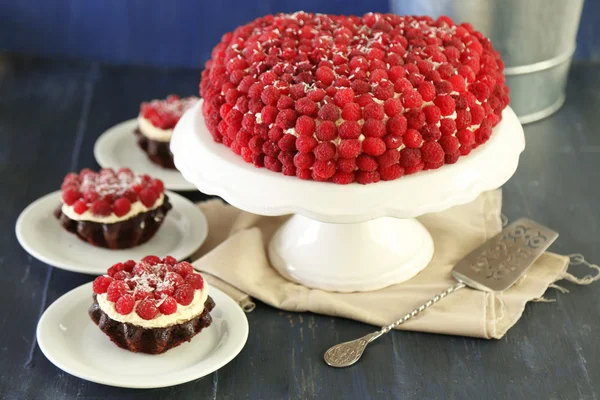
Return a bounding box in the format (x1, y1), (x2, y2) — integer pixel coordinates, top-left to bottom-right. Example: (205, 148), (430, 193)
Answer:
(268, 215), (434, 292)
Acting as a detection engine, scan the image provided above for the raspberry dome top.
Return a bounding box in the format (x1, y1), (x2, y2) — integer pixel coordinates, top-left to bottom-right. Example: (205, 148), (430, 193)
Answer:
(60, 168), (165, 217)
(140, 95), (198, 130)
(93, 255), (205, 320)
(200, 12), (509, 184)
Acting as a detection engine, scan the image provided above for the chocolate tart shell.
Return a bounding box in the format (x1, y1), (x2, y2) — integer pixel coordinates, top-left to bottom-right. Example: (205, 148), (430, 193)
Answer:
(54, 195), (172, 250)
(134, 128), (176, 169)
(89, 295), (215, 354)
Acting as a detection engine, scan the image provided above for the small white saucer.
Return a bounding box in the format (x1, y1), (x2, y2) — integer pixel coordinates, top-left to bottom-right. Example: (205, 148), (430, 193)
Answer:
(16, 190), (207, 275)
(94, 119), (197, 191)
(37, 283), (249, 388)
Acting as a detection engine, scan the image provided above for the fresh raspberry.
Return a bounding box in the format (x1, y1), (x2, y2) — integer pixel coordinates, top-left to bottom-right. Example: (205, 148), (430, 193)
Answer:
(338, 140), (362, 158)
(423, 106), (441, 124)
(313, 160), (336, 179)
(112, 198), (131, 217)
(62, 188), (81, 206)
(455, 109), (472, 130)
(141, 255), (161, 265)
(153, 283), (174, 300)
(448, 75), (466, 93)
(383, 98), (403, 117)
(151, 179), (164, 193)
(169, 262), (192, 278)
(357, 154), (378, 171)
(106, 280), (129, 302)
(400, 148), (422, 168)
(276, 109), (298, 129)
(315, 67), (335, 85)
(445, 153), (460, 164)
(377, 149), (400, 169)
(73, 200), (88, 215)
(406, 110), (426, 130)
(379, 164), (404, 181)
(434, 95), (456, 116)
(278, 134), (297, 151)
(439, 118), (456, 136)
(296, 168), (312, 180)
(386, 115), (408, 136)
(424, 161), (445, 170)
(439, 136), (460, 154)
(421, 124), (442, 142)
(457, 129), (475, 146)
(332, 172), (354, 184)
(277, 95), (294, 110)
(93, 276), (113, 294)
(362, 119), (385, 138)
(356, 171), (380, 184)
(337, 157), (356, 173)
(389, 65), (406, 82)
(362, 137), (386, 156)
(294, 152), (315, 169)
(417, 81), (436, 102)
(401, 90), (423, 109)
(185, 273), (205, 290)
(164, 271), (185, 288)
(314, 142), (336, 161)
(317, 121), (337, 140)
(373, 81), (394, 100)
(136, 298), (159, 320)
(159, 297), (178, 315)
(341, 103), (362, 121)
(115, 294), (135, 315)
(421, 141), (445, 163)
(307, 88), (326, 102)
(134, 286), (153, 301)
(91, 199), (111, 216)
(138, 187), (158, 208)
(295, 98), (318, 117)
(113, 269), (132, 281)
(369, 69), (388, 83)
(261, 85), (280, 106)
(470, 82), (491, 101)
(383, 134), (403, 149)
(334, 88), (355, 107)
(296, 135), (317, 153)
(403, 129), (423, 148)
(318, 103), (340, 121)
(173, 284), (195, 306)
(405, 162), (424, 175)
(295, 116), (316, 136)
(363, 103), (385, 120)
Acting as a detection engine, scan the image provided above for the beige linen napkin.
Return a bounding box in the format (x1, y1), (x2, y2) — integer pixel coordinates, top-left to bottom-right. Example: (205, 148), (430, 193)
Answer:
(192, 190), (572, 339)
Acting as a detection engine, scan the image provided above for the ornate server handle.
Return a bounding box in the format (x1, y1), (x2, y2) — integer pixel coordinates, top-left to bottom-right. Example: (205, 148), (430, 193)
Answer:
(324, 281), (466, 368)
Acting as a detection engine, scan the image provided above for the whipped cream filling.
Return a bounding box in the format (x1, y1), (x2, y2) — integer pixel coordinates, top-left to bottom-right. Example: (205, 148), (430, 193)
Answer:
(97, 281), (210, 329)
(61, 194), (164, 224)
(137, 116), (173, 142)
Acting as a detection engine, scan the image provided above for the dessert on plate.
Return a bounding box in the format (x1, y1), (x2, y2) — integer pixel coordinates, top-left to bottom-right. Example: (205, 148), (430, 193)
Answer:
(55, 167), (172, 249)
(135, 95), (198, 169)
(200, 12), (509, 184)
(89, 255), (214, 354)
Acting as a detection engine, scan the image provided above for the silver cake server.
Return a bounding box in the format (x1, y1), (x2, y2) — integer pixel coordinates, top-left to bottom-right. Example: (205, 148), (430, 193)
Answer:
(324, 218), (559, 368)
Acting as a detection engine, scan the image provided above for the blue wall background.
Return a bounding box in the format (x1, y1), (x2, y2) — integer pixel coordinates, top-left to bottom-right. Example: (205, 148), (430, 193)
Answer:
(0, 0), (598, 68)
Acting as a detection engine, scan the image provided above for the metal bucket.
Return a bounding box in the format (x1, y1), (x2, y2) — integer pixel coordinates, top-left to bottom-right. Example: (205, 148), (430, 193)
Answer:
(390, 0), (584, 124)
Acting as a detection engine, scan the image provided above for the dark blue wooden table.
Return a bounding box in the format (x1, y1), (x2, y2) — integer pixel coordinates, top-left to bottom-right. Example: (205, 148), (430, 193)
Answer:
(1, 54), (599, 399)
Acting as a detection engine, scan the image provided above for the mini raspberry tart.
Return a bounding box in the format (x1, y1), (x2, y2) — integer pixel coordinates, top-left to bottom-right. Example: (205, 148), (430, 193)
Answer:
(55, 168), (172, 249)
(88, 256), (214, 354)
(135, 95), (198, 169)
(200, 12), (509, 184)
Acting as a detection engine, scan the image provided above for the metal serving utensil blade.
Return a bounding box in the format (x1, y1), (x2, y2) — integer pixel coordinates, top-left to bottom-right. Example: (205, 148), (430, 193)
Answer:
(324, 218), (559, 368)
(452, 218), (559, 292)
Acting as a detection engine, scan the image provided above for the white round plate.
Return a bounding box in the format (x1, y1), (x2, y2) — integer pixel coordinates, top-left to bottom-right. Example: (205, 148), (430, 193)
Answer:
(94, 119), (197, 191)
(16, 190), (207, 275)
(172, 102), (525, 224)
(37, 283), (248, 389)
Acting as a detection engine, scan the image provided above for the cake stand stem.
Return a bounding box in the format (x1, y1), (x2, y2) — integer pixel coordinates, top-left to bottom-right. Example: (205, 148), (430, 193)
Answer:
(268, 214), (434, 293)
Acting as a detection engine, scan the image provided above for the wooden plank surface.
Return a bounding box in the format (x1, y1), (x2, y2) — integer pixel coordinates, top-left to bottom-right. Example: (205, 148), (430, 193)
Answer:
(0, 55), (599, 399)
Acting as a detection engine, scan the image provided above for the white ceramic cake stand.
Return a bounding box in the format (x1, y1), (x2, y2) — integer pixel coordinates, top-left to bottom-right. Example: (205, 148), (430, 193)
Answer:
(171, 102), (525, 292)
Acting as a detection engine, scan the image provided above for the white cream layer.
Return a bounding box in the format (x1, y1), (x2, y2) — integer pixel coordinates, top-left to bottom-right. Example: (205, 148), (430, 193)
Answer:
(137, 115), (173, 142)
(97, 281), (210, 328)
(61, 194), (164, 224)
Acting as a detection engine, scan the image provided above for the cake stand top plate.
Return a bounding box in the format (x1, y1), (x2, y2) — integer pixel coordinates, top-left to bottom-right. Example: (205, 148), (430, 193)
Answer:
(172, 102), (524, 224)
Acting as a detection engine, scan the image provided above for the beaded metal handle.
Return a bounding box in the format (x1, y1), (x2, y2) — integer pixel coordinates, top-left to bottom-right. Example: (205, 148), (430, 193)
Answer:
(324, 282), (466, 368)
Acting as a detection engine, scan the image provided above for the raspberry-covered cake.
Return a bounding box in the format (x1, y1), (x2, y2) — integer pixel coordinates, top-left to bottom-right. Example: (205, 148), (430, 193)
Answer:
(55, 168), (172, 249)
(135, 95), (198, 169)
(89, 256), (214, 354)
(200, 12), (509, 184)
